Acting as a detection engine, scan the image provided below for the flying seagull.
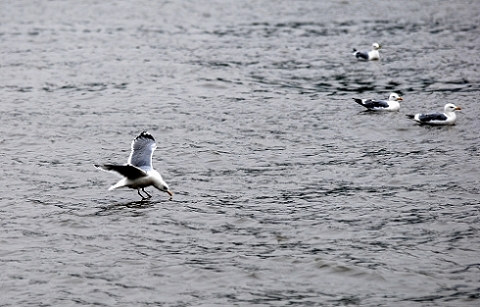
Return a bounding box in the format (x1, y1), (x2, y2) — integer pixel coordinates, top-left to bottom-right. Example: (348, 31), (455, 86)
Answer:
(407, 103), (462, 125)
(95, 131), (173, 200)
(352, 93), (404, 111)
(353, 43), (381, 60)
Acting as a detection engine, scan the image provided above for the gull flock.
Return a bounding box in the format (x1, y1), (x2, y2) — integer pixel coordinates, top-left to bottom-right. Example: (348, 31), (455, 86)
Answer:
(95, 42), (464, 200)
(351, 42), (462, 124)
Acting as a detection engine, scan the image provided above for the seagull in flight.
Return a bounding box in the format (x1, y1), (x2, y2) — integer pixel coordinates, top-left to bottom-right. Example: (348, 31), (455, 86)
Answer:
(95, 131), (173, 200)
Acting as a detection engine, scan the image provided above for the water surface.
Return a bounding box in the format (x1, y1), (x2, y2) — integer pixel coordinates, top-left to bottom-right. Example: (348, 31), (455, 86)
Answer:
(1, 1), (479, 306)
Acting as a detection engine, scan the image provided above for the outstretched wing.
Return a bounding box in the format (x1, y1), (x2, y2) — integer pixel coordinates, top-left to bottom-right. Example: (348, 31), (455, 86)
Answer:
(418, 113), (447, 122)
(94, 164), (147, 179)
(128, 131), (157, 170)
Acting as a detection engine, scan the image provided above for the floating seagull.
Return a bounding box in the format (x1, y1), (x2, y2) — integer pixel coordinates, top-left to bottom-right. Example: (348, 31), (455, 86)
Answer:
(352, 93), (403, 111)
(352, 43), (381, 60)
(95, 131), (173, 200)
(407, 103), (462, 125)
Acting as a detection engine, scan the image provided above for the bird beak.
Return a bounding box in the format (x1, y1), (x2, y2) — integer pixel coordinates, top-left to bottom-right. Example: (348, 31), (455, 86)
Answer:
(455, 106), (462, 110)
(167, 190), (173, 197)
(397, 97), (403, 101)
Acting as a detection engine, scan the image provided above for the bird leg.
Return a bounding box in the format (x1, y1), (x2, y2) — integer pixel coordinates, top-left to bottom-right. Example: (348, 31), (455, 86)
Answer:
(142, 188), (152, 198)
(137, 189), (148, 200)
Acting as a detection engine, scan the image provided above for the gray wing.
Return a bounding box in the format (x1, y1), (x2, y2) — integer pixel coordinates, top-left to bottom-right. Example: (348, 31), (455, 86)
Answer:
(128, 131), (157, 170)
(95, 164), (147, 179)
(418, 113), (447, 122)
(353, 49), (369, 60)
(363, 99), (389, 109)
(353, 98), (389, 110)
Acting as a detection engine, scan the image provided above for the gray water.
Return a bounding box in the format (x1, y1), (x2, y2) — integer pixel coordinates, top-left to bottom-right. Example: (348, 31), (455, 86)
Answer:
(1, 1), (480, 306)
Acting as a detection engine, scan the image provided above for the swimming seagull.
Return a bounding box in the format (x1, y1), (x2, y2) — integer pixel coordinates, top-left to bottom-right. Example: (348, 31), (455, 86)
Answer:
(352, 93), (404, 111)
(94, 131), (173, 200)
(407, 103), (462, 125)
(352, 43), (381, 60)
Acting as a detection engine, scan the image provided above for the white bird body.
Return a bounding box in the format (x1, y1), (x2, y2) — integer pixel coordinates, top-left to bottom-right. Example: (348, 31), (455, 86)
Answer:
(108, 170), (166, 191)
(409, 103), (462, 125)
(95, 131), (172, 200)
(353, 43), (381, 61)
(352, 93), (403, 111)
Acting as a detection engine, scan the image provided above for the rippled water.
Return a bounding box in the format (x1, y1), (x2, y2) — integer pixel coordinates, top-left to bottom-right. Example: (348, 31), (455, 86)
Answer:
(1, 1), (480, 306)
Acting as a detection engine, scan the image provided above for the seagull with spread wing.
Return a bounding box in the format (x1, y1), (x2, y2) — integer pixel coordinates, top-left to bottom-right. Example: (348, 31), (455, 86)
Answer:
(95, 131), (173, 200)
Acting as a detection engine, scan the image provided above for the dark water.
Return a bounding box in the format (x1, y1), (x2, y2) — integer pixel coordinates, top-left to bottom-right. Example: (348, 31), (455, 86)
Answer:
(1, 1), (479, 306)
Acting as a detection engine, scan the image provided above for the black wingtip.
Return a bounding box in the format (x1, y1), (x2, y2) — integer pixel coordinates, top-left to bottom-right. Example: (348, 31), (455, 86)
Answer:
(94, 164), (108, 171)
(352, 98), (363, 105)
(136, 130), (155, 141)
(406, 114), (415, 119)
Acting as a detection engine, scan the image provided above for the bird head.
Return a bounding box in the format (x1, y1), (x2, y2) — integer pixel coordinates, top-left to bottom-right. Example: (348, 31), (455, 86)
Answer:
(388, 93), (403, 101)
(444, 103), (462, 112)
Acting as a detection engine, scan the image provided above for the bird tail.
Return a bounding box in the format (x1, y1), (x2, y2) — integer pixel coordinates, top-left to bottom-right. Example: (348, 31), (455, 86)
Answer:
(406, 114), (415, 119)
(352, 48), (358, 54)
(352, 98), (363, 106)
(108, 179), (127, 191)
(94, 164), (121, 172)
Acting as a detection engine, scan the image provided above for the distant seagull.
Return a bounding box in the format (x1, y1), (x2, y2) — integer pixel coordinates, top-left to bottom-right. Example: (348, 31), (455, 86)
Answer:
(352, 93), (403, 111)
(353, 43), (381, 60)
(407, 103), (462, 125)
(95, 131), (173, 200)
